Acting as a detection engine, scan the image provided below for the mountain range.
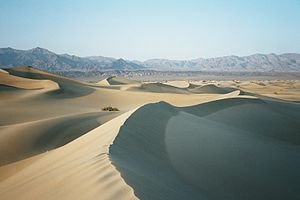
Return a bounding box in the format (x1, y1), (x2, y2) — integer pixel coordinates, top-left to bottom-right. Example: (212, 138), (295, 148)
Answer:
(0, 47), (300, 72)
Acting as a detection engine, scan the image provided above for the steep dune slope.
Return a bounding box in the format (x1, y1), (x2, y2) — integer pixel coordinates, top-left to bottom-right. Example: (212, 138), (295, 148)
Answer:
(0, 111), (119, 166)
(5, 66), (95, 98)
(128, 82), (237, 95)
(0, 69), (59, 90)
(106, 76), (140, 85)
(110, 98), (300, 200)
(130, 82), (190, 94)
(163, 81), (190, 88)
(0, 109), (139, 200)
(188, 84), (235, 94)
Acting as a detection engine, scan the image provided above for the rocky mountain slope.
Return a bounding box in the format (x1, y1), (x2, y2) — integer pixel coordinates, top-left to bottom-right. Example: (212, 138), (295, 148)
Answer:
(0, 47), (299, 72)
(143, 53), (300, 71)
(0, 47), (142, 71)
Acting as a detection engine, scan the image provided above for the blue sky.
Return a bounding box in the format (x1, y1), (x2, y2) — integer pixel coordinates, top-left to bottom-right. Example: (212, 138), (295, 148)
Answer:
(0, 0), (300, 60)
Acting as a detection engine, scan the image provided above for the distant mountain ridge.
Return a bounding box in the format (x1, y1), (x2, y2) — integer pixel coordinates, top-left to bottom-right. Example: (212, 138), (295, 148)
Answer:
(0, 47), (142, 71)
(0, 47), (300, 72)
(142, 53), (300, 72)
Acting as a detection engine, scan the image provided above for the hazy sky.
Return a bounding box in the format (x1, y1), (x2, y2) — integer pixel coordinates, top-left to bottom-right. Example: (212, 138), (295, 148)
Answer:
(1, 0), (300, 60)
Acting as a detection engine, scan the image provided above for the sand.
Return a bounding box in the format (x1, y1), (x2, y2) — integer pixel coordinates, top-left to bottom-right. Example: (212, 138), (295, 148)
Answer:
(106, 76), (140, 85)
(0, 111), (120, 165)
(110, 98), (300, 200)
(163, 80), (190, 88)
(0, 70), (59, 90)
(187, 84), (235, 94)
(0, 109), (139, 200)
(190, 80), (300, 102)
(0, 67), (299, 200)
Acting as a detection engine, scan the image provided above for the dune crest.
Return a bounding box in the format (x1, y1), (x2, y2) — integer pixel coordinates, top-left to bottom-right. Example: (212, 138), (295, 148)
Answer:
(188, 84), (235, 94)
(0, 111), (121, 166)
(106, 76), (140, 85)
(110, 98), (300, 200)
(0, 108), (140, 200)
(163, 80), (190, 88)
(0, 69), (59, 90)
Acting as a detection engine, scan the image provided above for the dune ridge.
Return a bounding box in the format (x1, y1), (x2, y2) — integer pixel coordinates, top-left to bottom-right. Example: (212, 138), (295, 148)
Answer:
(5, 66), (95, 98)
(106, 76), (140, 85)
(0, 111), (121, 166)
(187, 84), (235, 94)
(0, 69), (59, 90)
(110, 97), (300, 200)
(0, 108), (140, 200)
(162, 80), (190, 88)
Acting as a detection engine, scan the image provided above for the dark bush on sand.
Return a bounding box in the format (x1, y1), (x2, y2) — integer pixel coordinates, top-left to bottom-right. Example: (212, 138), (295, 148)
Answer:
(102, 106), (119, 111)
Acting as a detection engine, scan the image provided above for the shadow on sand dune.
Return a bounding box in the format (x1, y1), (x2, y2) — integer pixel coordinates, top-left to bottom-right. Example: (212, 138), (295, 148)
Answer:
(5, 67), (95, 98)
(0, 111), (119, 166)
(110, 98), (300, 200)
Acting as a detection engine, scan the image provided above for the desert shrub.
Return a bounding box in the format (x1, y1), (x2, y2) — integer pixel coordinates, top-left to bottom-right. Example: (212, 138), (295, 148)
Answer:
(102, 106), (119, 111)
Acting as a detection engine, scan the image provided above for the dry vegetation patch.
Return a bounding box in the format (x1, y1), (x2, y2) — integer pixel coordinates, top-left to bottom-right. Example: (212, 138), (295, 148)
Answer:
(102, 106), (120, 111)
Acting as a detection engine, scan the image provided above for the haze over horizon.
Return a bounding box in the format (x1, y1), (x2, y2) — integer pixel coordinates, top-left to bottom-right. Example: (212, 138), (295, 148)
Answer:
(1, 0), (300, 61)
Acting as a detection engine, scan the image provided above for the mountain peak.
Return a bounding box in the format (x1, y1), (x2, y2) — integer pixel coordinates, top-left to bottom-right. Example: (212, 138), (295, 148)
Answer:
(29, 47), (52, 54)
(116, 58), (126, 62)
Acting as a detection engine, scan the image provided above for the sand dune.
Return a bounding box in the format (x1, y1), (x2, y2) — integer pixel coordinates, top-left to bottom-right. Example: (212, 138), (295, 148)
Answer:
(0, 111), (120, 166)
(0, 69), (9, 74)
(163, 80), (190, 88)
(127, 81), (238, 95)
(0, 109), (139, 200)
(187, 82), (201, 89)
(129, 82), (190, 94)
(110, 98), (300, 200)
(97, 78), (110, 86)
(6, 66), (95, 98)
(190, 80), (300, 102)
(188, 84), (235, 94)
(0, 69), (59, 90)
(0, 67), (299, 200)
(106, 76), (140, 85)
(1, 69), (237, 143)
